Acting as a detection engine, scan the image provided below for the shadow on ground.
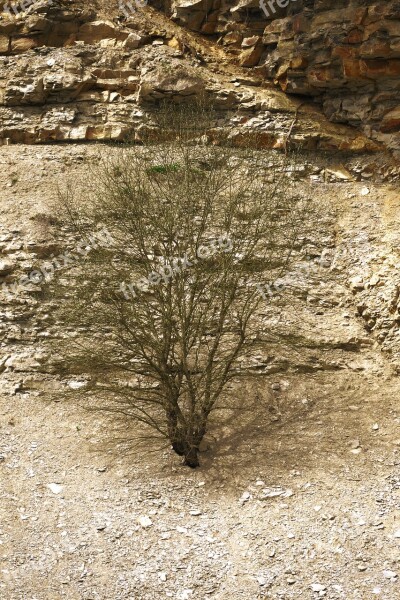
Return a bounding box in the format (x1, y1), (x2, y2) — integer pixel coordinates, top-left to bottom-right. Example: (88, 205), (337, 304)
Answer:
(86, 369), (392, 492)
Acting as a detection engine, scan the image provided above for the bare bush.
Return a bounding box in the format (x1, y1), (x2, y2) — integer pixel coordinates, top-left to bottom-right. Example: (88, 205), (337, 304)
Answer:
(51, 103), (310, 467)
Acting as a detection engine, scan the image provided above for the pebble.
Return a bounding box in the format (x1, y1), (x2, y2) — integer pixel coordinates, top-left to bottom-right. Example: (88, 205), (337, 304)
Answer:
(383, 569), (397, 579)
(68, 380), (86, 389)
(240, 491), (251, 503)
(262, 487), (293, 498)
(311, 583), (326, 592)
(138, 515), (153, 528)
(176, 526), (188, 534)
(47, 483), (63, 494)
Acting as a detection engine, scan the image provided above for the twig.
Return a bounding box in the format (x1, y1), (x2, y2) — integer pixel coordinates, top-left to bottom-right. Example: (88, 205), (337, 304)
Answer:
(285, 102), (306, 155)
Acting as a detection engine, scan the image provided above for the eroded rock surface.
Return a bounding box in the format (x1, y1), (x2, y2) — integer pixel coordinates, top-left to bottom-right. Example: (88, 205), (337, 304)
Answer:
(167, 0), (400, 155)
(0, 0), (392, 153)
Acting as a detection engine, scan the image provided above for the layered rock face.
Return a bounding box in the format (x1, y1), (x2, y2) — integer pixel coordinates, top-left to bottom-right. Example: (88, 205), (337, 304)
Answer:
(169, 0), (400, 155)
(0, 0), (145, 142)
(0, 0), (383, 152)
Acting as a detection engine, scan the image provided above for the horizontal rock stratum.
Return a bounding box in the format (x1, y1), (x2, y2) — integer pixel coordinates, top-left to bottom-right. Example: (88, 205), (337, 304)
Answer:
(0, 0), (395, 154)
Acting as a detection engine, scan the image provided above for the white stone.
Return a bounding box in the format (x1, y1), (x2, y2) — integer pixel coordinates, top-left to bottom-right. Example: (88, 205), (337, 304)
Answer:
(138, 515), (153, 528)
(311, 584), (326, 592)
(383, 570), (397, 579)
(176, 526), (188, 534)
(68, 380), (86, 389)
(178, 590), (193, 600)
(47, 483), (63, 494)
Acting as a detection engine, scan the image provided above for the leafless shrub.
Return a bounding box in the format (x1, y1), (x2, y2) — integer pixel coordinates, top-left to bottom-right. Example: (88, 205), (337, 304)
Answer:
(50, 102), (312, 467)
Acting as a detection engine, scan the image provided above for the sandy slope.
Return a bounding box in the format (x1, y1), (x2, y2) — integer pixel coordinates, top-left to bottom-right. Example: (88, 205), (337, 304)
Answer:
(0, 145), (399, 599)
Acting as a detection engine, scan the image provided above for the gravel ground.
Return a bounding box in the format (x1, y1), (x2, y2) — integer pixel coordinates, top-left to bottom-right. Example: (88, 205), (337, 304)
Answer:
(1, 370), (399, 600)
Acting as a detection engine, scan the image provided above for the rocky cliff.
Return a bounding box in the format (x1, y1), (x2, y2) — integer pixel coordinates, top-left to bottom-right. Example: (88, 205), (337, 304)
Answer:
(0, 0), (397, 156)
(168, 0), (400, 155)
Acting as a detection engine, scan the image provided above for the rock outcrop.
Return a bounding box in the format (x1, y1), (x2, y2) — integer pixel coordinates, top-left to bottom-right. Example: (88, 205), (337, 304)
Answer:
(0, 0), (388, 153)
(168, 0), (400, 155)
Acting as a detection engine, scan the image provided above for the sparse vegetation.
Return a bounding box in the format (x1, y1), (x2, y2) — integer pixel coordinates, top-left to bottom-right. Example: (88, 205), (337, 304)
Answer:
(147, 162), (180, 174)
(51, 103), (309, 467)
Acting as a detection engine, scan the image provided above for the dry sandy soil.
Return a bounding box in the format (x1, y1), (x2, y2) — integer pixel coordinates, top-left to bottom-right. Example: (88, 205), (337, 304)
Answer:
(0, 145), (399, 599)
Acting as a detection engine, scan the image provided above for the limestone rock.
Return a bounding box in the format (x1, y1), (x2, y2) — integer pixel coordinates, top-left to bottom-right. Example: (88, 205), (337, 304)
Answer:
(239, 38), (263, 68)
(171, 0), (214, 32)
(139, 63), (204, 102)
(381, 107), (400, 133)
(0, 0), (392, 154)
(77, 20), (119, 44)
(166, 0), (400, 154)
(0, 259), (15, 276)
(0, 35), (9, 53)
(123, 32), (144, 50)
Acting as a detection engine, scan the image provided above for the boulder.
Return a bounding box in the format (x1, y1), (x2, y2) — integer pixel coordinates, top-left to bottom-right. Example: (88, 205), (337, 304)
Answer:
(123, 32), (143, 50)
(77, 20), (119, 44)
(11, 36), (41, 52)
(171, 0), (214, 31)
(22, 15), (52, 34)
(0, 259), (15, 276)
(239, 45), (263, 67)
(139, 64), (204, 102)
